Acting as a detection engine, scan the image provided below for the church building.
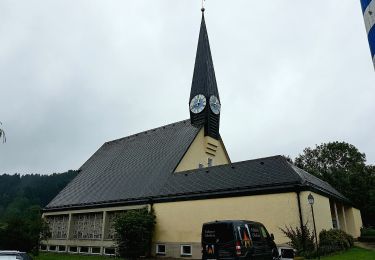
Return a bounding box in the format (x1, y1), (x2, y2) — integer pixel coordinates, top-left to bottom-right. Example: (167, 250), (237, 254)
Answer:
(42, 9), (363, 259)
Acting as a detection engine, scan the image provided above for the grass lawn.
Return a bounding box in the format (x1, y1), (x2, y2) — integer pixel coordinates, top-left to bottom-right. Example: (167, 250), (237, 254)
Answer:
(319, 247), (375, 260)
(34, 247), (375, 260)
(34, 253), (116, 260)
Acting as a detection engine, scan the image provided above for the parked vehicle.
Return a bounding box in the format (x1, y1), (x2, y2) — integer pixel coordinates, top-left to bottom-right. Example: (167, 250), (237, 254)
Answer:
(202, 220), (279, 260)
(0, 251), (32, 260)
(276, 246), (295, 260)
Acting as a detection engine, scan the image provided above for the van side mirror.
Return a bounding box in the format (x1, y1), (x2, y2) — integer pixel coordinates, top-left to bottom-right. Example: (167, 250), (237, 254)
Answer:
(270, 233), (274, 240)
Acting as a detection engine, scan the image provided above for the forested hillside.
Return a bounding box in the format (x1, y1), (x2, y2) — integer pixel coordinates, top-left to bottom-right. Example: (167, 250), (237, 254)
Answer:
(0, 170), (78, 218)
(0, 170), (78, 252)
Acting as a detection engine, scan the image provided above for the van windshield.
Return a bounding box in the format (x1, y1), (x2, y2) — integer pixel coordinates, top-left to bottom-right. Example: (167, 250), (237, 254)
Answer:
(202, 223), (234, 244)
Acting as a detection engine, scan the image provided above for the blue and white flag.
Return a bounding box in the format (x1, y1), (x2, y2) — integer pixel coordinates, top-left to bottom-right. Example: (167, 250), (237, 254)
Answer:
(361, 0), (375, 68)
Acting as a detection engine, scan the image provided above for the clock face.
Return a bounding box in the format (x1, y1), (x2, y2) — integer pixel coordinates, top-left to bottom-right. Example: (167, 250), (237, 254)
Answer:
(209, 95), (221, 114)
(190, 94), (207, 114)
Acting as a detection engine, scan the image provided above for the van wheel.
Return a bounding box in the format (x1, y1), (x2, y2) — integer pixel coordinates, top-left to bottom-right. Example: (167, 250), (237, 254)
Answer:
(272, 248), (280, 260)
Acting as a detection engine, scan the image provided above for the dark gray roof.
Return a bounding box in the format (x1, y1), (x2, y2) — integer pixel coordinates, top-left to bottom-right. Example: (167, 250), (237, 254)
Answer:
(46, 119), (201, 209)
(289, 164), (346, 200)
(158, 156), (348, 202)
(46, 139), (348, 211)
(190, 12), (219, 102)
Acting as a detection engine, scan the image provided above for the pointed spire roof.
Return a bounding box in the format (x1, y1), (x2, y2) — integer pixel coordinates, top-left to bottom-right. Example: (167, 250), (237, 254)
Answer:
(190, 11), (219, 101)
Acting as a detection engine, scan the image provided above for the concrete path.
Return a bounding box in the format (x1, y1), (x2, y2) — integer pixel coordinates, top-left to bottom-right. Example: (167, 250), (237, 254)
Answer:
(354, 241), (375, 251)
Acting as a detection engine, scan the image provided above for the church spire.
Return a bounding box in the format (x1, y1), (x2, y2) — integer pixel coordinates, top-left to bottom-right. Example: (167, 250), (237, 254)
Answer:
(189, 9), (221, 140)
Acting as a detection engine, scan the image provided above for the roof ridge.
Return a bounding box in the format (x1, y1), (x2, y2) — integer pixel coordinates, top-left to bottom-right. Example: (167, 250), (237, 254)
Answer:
(288, 162), (349, 202)
(173, 155), (288, 175)
(286, 162), (306, 184)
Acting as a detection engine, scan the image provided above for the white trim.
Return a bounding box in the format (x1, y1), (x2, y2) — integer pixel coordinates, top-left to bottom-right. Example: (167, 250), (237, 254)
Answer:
(180, 244), (192, 256)
(42, 204), (146, 216)
(156, 244), (166, 255)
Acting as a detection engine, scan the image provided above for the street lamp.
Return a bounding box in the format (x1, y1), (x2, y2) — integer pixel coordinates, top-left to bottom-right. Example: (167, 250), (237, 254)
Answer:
(308, 193), (320, 260)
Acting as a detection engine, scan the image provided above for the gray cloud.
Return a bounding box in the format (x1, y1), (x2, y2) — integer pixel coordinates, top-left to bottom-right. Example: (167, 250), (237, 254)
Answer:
(0, 0), (374, 174)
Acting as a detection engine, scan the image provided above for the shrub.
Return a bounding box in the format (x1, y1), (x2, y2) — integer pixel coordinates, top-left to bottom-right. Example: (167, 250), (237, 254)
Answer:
(114, 207), (156, 259)
(360, 227), (375, 237)
(280, 224), (316, 257)
(319, 229), (353, 255)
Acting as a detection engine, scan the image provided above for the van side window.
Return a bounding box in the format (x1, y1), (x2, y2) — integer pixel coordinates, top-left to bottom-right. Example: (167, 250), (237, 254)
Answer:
(248, 225), (262, 241)
(237, 225), (252, 246)
(259, 225), (269, 239)
(237, 226), (243, 240)
(203, 223), (234, 244)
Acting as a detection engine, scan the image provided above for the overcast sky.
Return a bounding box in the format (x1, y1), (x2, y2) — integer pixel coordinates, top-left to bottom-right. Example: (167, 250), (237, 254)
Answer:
(0, 0), (374, 175)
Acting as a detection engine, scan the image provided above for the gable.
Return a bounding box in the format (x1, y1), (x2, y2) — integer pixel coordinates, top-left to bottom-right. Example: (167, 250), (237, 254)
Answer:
(46, 120), (200, 209)
(174, 128), (230, 172)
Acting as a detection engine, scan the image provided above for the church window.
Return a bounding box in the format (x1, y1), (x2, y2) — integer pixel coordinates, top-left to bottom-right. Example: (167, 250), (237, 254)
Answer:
(91, 247), (101, 254)
(106, 211), (126, 239)
(156, 244), (166, 255)
(71, 212), (103, 240)
(181, 245), (192, 256)
(79, 246), (89, 253)
(68, 246), (78, 253)
(104, 248), (116, 255)
(45, 214), (69, 239)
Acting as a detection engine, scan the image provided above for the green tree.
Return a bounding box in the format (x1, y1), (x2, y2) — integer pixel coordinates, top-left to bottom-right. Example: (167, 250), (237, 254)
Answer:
(0, 170), (76, 253)
(0, 204), (50, 254)
(114, 207), (156, 259)
(295, 141), (375, 226)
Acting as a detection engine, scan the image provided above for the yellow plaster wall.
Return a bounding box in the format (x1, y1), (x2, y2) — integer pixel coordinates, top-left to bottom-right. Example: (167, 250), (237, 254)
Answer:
(153, 193), (300, 244)
(174, 128), (230, 172)
(299, 192), (333, 237)
(345, 207), (363, 238)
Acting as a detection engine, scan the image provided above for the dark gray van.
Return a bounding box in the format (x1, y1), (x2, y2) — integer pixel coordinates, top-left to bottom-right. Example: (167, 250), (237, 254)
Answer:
(201, 220), (279, 260)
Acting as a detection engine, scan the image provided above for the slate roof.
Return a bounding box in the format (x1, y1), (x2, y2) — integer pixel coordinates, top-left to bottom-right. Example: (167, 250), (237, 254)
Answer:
(45, 129), (348, 211)
(190, 12), (219, 102)
(46, 120), (201, 210)
(158, 156), (348, 203)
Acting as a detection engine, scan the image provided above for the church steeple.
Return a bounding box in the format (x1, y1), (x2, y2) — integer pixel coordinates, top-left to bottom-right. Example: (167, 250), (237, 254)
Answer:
(189, 9), (221, 140)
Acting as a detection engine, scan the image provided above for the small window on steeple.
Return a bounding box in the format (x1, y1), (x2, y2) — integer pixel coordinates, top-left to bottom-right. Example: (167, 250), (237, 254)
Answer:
(208, 158), (213, 167)
(198, 163), (204, 169)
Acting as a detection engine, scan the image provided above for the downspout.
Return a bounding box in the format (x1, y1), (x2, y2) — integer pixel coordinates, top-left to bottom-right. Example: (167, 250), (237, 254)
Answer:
(296, 191), (305, 251)
(148, 198), (155, 258)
